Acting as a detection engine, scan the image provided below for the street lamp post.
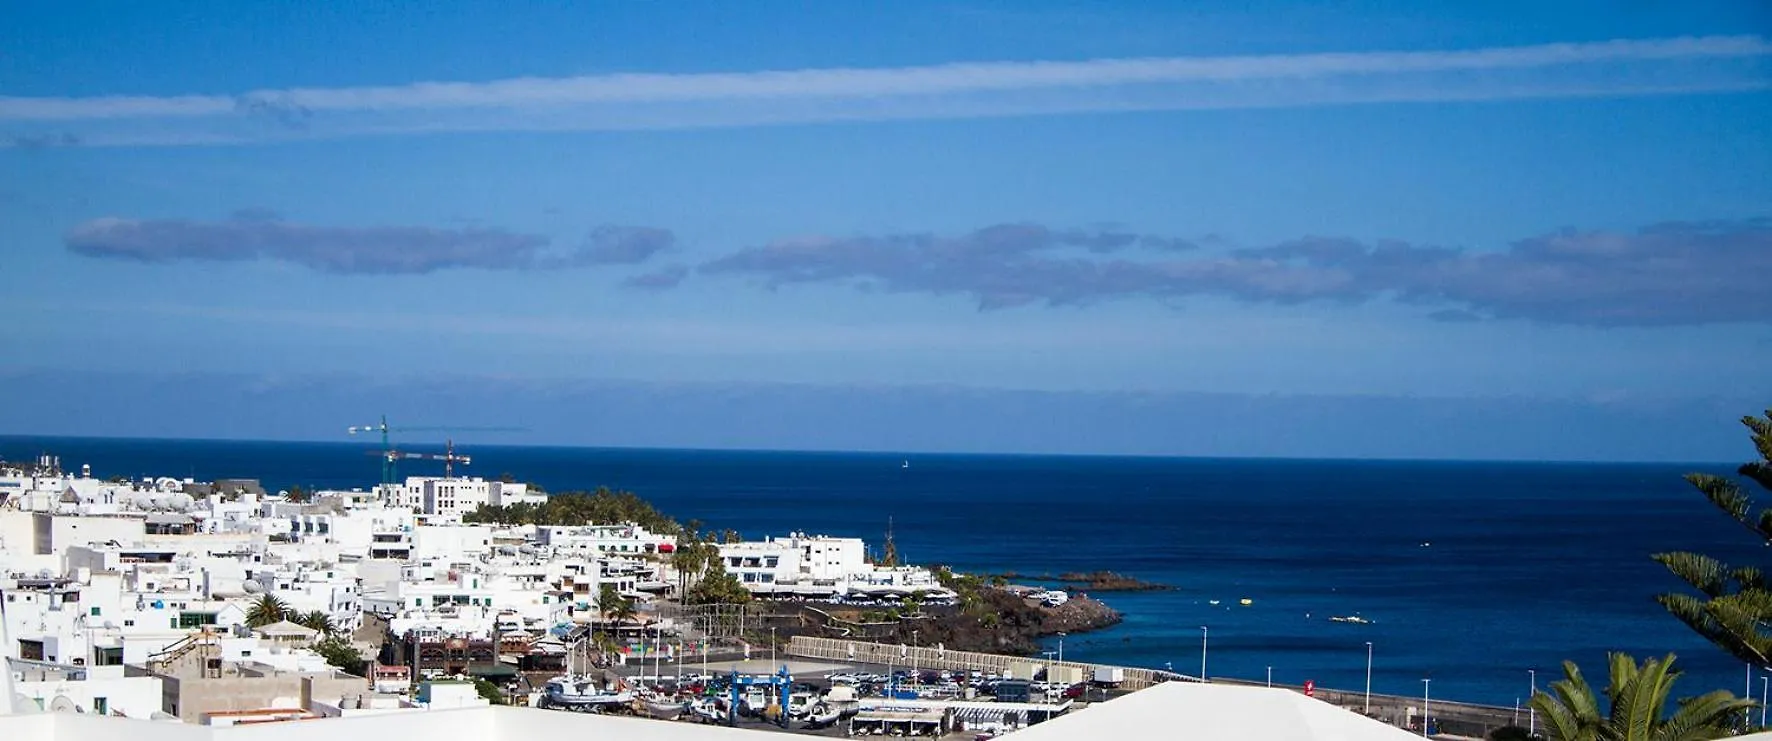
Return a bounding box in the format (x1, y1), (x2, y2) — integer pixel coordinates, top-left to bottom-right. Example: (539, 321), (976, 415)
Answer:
(1528, 669), (1537, 736)
(1761, 669), (1769, 727)
(1422, 678), (1432, 738)
(1365, 642), (1374, 715)
(1200, 626), (1209, 682)
(1266, 666), (1272, 687)
(913, 629), (920, 690)
(770, 626), (776, 670)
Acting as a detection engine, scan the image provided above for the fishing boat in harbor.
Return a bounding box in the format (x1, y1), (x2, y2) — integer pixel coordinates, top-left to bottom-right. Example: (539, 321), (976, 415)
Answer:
(538, 676), (634, 711)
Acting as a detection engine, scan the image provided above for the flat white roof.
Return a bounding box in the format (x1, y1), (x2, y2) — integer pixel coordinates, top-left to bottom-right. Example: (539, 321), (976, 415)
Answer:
(0, 680), (1432, 741)
(1012, 681), (1424, 740)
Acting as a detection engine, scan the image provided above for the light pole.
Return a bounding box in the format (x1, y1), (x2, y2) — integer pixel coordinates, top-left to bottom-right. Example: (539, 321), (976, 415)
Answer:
(770, 626), (777, 669)
(1057, 631), (1066, 669)
(1422, 679), (1432, 738)
(1761, 669), (1769, 727)
(1199, 626), (1209, 682)
(1266, 666), (1272, 687)
(1528, 669), (1537, 736)
(1364, 641), (1374, 715)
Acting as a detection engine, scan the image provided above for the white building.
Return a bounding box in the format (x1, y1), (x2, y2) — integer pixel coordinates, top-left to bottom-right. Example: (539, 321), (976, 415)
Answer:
(715, 533), (953, 600)
(11, 661), (164, 719)
(489, 482), (546, 508)
(537, 524), (675, 557)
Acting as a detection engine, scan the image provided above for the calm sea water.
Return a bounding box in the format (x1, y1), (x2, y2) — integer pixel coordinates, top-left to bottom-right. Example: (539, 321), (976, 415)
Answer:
(1, 435), (1759, 708)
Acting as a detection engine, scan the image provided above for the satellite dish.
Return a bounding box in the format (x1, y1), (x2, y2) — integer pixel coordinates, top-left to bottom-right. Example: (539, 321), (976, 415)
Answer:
(49, 695), (81, 713)
(242, 581), (264, 594)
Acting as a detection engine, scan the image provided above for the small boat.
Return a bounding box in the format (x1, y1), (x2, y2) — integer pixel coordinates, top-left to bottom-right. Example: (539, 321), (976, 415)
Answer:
(802, 702), (845, 729)
(1207, 599), (1220, 606)
(1329, 615), (1374, 625)
(902, 460), (910, 469)
(538, 676), (634, 711)
(1239, 598), (1253, 606)
(687, 698), (725, 724)
(634, 698), (689, 720)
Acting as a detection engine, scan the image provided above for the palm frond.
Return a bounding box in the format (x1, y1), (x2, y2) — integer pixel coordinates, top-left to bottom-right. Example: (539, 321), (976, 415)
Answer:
(1656, 689), (1757, 741)
(1652, 552), (1729, 596)
(1733, 566), (1766, 592)
(1686, 473), (1752, 528)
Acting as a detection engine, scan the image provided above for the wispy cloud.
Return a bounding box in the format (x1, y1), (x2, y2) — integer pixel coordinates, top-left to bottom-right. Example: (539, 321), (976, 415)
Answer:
(699, 219), (1772, 326)
(623, 264), (691, 291)
(4, 36), (1767, 146)
(577, 225), (677, 265)
(65, 213), (674, 275)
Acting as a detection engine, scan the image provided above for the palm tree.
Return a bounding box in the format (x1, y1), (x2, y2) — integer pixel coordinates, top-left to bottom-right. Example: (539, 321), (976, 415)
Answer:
(609, 595), (639, 626)
(1652, 410), (1772, 665)
(1528, 652), (1752, 741)
(245, 594), (291, 628)
(295, 610), (336, 636)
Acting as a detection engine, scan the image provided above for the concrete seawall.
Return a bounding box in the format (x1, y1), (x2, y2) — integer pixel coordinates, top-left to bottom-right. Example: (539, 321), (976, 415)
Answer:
(788, 636), (1523, 737)
(1213, 677), (1522, 737)
(787, 636), (1161, 690)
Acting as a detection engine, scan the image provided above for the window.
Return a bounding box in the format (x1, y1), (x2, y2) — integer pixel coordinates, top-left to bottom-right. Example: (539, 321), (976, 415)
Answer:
(176, 611), (217, 628)
(90, 606), (101, 616)
(123, 620), (134, 627)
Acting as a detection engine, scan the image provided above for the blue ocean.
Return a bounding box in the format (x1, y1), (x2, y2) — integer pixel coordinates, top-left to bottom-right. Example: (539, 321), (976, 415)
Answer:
(2, 435), (1760, 709)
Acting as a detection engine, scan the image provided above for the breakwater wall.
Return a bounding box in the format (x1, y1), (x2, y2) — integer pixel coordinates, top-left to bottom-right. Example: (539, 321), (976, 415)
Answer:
(787, 636), (1162, 690)
(1213, 677), (1521, 737)
(788, 636), (1522, 737)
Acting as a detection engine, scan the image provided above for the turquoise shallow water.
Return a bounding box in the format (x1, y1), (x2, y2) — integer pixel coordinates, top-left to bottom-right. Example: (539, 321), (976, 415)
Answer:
(2, 435), (1760, 706)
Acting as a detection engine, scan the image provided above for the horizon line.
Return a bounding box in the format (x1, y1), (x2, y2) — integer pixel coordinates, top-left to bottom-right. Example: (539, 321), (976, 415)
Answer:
(0, 431), (1738, 469)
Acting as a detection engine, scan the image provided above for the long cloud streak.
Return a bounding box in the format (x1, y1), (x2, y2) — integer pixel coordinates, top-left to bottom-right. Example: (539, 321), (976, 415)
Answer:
(3, 36), (1767, 146)
(700, 220), (1772, 326)
(65, 214), (674, 275)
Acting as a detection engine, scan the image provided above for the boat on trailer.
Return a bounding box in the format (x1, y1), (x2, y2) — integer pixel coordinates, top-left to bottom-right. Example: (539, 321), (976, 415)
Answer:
(538, 676), (634, 711)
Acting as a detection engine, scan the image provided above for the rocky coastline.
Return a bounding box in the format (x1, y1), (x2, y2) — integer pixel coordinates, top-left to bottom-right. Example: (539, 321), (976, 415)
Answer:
(808, 584), (1123, 657)
(992, 569), (1175, 592)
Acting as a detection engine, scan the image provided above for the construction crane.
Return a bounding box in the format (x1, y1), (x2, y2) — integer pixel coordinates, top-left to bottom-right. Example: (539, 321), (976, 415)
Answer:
(347, 415), (524, 485)
(369, 439), (473, 478)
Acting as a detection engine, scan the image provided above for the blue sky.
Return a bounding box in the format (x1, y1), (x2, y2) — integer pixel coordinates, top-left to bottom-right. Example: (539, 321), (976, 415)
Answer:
(2, 1), (1770, 460)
